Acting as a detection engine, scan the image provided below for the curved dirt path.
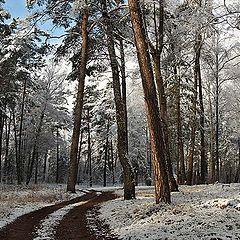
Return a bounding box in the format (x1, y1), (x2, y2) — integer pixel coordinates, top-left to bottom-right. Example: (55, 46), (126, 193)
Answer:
(0, 190), (119, 240)
(55, 192), (119, 240)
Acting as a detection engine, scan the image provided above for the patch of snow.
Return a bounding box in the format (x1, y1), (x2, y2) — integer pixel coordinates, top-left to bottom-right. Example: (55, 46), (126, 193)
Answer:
(202, 198), (240, 210)
(0, 204), (44, 229)
(0, 184), (85, 230)
(99, 184), (240, 240)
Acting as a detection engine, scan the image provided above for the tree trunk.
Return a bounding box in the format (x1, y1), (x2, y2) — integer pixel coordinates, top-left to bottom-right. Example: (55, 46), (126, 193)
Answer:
(26, 109), (45, 185)
(146, 124), (152, 184)
(34, 152), (39, 184)
(208, 81), (215, 183)
(234, 138), (240, 183)
(3, 114), (11, 183)
(56, 126), (59, 183)
(86, 108), (92, 187)
(0, 109), (4, 182)
(129, 0), (170, 203)
(12, 109), (18, 179)
(195, 33), (207, 184)
(110, 140), (115, 185)
(103, 121), (109, 187)
(152, 52), (179, 191)
(103, 143), (107, 187)
(43, 150), (48, 182)
(101, 0), (135, 200)
(215, 50), (220, 183)
(186, 34), (199, 185)
(77, 129), (84, 184)
(175, 66), (186, 185)
(119, 38), (128, 154)
(67, 10), (89, 193)
(149, 2), (178, 191)
(17, 78), (27, 184)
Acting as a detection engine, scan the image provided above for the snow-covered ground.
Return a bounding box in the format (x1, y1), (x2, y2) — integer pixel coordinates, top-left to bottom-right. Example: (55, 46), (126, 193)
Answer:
(99, 184), (240, 240)
(1, 183), (240, 239)
(0, 184), (84, 229)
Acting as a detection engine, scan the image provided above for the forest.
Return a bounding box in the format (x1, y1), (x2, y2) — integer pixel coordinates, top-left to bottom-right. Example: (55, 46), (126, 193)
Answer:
(0, 0), (240, 206)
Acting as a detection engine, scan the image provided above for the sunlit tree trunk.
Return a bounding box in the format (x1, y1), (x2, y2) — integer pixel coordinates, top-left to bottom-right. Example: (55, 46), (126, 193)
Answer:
(149, 2), (178, 192)
(67, 9), (89, 193)
(152, 52), (178, 191)
(129, 0), (170, 203)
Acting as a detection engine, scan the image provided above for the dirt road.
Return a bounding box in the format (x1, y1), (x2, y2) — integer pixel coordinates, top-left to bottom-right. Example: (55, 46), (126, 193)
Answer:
(0, 190), (119, 240)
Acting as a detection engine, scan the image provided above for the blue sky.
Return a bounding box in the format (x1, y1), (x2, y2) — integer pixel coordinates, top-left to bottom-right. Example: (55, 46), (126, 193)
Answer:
(4, 0), (65, 43)
(5, 0), (28, 19)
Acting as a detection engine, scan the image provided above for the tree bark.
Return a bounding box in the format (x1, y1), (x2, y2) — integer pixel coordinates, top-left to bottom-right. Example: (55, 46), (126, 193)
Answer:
(119, 39), (128, 154)
(0, 109), (4, 182)
(77, 129), (84, 184)
(195, 33), (207, 184)
(153, 56), (177, 186)
(110, 140), (115, 185)
(152, 52), (179, 191)
(234, 138), (240, 183)
(215, 49), (220, 183)
(148, 1), (178, 191)
(43, 150), (48, 182)
(208, 80), (215, 183)
(103, 121), (109, 187)
(56, 126), (60, 183)
(17, 78), (27, 184)
(86, 108), (92, 187)
(26, 108), (45, 185)
(12, 108), (21, 184)
(101, 0), (135, 200)
(3, 114), (11, 183)
(146, 125), (152, 185)
(34, 152), (39, 184)
(129, 0), (170, 203)
(67, 9), (89, 193)
(175, 66), (186, 185)
(186, 34), (200, 185)
(103, 143), (107, 187)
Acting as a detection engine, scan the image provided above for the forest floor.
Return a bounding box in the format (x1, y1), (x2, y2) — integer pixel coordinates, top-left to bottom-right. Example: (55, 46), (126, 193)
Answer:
(0, 187), (119, 240)
(100, 184), (240, 240)
(0, 184), (240, 239)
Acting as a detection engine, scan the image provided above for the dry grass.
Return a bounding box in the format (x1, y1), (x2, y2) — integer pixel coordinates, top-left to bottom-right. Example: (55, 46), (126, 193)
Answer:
(0, 184), (74, 205)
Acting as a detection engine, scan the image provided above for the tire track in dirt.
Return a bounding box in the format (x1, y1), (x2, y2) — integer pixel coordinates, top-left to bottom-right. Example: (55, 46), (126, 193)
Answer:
(0, 190), (96, 240)
(55, 191), (120, 240)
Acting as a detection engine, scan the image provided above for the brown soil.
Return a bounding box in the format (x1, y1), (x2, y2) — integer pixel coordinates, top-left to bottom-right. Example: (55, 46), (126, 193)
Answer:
(55, 192), (120, 240)
(0, 190), (120, 240)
